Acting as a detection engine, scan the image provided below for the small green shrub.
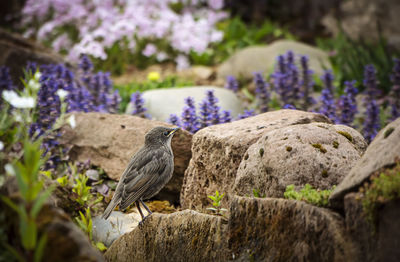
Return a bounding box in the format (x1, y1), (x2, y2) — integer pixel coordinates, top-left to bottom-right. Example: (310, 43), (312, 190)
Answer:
(284, 184), (335, 207)
(360, 163), (400, 225)
(207, 190), (227, 215)
(252, 189), (266, 198)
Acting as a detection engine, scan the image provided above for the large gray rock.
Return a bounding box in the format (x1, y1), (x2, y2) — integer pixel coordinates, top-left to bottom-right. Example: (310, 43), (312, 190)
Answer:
(329, 117), (400, 208)
(104, 210), (228, 262)
(126, 86), (244, 122)
(322, 0), (400, 48)
(217, 40), (332, 81)
(180, 109), (330, 211)
(60, 112), (192, 204)
(92, 210), (144, 247)
(234, 122), (367, 198)
(229, 196), (356, 261)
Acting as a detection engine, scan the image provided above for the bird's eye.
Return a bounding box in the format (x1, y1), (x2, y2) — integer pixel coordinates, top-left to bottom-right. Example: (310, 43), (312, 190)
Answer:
(163, 131), (169, 136)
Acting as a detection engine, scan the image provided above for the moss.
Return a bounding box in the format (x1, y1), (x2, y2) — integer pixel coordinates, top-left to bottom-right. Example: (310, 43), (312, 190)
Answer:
(284, 184), (335, 207)
(360, 161), (400, 226)
(332, 141), (339, 149)
(286, 146), (292, 152)
(145, 200), (176, 214)
(259, 148), (264, 157)
(384, 127), (395, 139)
(311, 143), (327, 153)
(337, 131), (353, 142)
(321, 169), (328, 178)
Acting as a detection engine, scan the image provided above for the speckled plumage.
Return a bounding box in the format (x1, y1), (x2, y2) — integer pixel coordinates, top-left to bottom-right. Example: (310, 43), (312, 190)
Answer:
(102, 126), (178, 220)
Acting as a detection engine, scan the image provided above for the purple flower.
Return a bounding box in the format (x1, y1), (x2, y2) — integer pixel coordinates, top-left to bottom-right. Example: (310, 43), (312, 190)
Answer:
(205, 90), (220, 125)
(130, 92), (149, 118)
(237, 109), (256, 120)
(0, 66), (14, 92)
(225, 75), (239, 93)
(363, 64), (380, 100)
(198, 100), (211, 128)
(253, 72), (269, 113)
(389, 58), (400, 120)
(283, 104), (296, 110)
(363, 99), (380, 143)
(168, 114), (181, 127)
(299, 55), (315, 110)
(336, 80), (358, 126)
(319, 70), (336, 122)
(220, 110), (232, 123)
(181, 97), (199, 133)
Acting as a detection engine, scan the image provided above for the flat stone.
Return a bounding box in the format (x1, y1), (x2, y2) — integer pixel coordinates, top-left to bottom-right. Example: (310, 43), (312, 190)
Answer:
(104, 210), (228, 262)
(92, 210), (144, 247)
(180, 109), (331, 211)
(217, 40), (332, 81)
(234, 122), (367, 198)
(329, 117), (400, 209)
(126, 86), (244, 122)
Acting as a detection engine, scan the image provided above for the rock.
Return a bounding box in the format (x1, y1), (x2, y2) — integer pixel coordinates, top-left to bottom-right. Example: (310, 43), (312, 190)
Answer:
(126, 86), (244, 122)
(329, 117), (400, 209)
(86, 169), (100, 181)
(39, 205), (105, 262)
(217, 40), (332, 81)
(180, 109), (331, 211)
(92, 210), (144, 247)
(104, 210), (228, 262)
(229, 196), (356, 261)
(344, 192), (400, 262)
(60, 112), (192, 205)
(344, 193), (377, 262)
(234, 122), (367, 198)
(322, 0), (400, 49)
(0, 28), (66, 86)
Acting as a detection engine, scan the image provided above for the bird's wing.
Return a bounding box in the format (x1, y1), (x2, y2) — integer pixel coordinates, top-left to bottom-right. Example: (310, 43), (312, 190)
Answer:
(119, 148), (169, 210)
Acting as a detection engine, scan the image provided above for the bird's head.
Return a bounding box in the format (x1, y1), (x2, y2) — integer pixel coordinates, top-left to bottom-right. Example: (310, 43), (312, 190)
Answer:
(144, 126), (180, 147)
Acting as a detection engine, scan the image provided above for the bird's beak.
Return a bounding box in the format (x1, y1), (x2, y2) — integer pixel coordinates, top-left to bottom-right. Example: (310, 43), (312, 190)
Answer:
(169, 127), (180, 136)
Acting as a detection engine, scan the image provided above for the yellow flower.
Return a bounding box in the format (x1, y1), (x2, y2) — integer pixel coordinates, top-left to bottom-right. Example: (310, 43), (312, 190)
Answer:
(147, 71), (160, 81)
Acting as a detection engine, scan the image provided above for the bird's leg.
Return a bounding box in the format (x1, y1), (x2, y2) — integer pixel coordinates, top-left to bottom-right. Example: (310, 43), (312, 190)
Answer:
(140, 199), (153, 216)
(136, 201), (145, 221)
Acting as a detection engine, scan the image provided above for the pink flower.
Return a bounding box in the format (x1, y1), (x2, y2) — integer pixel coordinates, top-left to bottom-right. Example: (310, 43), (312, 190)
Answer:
(142, 44), (157, 57)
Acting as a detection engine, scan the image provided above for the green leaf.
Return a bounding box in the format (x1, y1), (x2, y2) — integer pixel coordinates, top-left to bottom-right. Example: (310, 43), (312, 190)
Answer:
(21, 218), (37, 250)
(34, 234), (47, 262)
(1, 196), (22, 216)
(31, 185), (55, 218)
(95, 242), (107, 251)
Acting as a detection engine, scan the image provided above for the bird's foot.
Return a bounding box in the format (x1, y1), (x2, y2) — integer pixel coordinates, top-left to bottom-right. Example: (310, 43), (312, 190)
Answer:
(138, 214), (152, 228)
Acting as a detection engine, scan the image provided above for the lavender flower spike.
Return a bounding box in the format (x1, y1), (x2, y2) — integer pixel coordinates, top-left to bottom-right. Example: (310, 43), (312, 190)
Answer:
(181, 97), (199, 133)
(389, 58), (400, 120)
(363, 99), (380, 143)
(253, 72), (269, 113)
(237, 109), (256, 120)
(130, 91), (149, 118)
(168, 114), (181, 127)
(336, 80), (358, 126)
(225, 75), (239, 93)
(319, 70), (336, 122)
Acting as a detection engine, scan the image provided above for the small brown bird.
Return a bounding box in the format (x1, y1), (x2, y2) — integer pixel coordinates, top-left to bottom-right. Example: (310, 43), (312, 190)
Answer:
(101, 126), (179, 222)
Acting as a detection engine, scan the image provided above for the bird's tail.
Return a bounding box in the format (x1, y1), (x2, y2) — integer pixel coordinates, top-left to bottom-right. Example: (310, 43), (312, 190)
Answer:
(101, 200), (118, 220)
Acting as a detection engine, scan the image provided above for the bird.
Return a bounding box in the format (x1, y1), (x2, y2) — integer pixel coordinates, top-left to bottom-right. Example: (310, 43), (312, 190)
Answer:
(101, 126), (179, 223)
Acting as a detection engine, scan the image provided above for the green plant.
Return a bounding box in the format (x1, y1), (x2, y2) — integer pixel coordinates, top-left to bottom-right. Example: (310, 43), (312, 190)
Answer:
(207, 190), (227, 215)
(72, 174), (93, 206)
(252, 188), (266, 198)
(1, 138), (55, 262)
(360, 162), (400, 226)
(206, 17), (295, 65)
(56, 175), (69, 187)
(284, 184), (335, 207)
(317, 31), (400, 94)
(74, 207), (107, 252)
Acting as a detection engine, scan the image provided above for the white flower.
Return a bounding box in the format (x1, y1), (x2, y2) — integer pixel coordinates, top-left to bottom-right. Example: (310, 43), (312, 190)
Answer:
(28, 79), (40, 90)
(56, 89), (69, 100)
(5, 164), (15, 176)
(12, 111), (23, 122)
(0, 141), (4, 151)
(68, 114), (76, 129)
(2, 90), (35, 108)
(34, 72), (42, 81)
